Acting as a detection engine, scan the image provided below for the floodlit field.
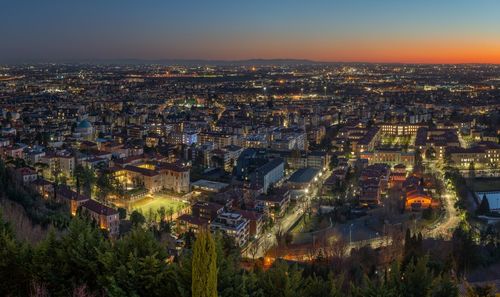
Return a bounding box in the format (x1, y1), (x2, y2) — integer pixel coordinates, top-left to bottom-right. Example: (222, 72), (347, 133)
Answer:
(378, 135), (413, 149)
(131, 194), (189, 215)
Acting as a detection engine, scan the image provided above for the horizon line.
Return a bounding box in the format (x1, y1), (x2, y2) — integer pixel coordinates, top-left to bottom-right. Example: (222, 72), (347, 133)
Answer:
(2, 57), (500, 66)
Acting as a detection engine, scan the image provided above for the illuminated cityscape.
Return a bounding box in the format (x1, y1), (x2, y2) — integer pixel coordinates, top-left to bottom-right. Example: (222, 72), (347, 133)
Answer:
(0, 1), (499, 296)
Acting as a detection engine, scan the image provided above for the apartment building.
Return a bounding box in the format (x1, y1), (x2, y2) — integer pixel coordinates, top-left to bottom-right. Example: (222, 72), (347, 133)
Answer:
(210, 212), (250, 247)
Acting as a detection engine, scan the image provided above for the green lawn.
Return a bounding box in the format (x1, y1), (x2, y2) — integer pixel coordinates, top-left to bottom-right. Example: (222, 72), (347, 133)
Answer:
(378, 135), (413, 150)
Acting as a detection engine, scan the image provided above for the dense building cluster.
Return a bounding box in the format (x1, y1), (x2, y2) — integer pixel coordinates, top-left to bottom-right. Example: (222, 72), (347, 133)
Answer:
(0, 62), (499, 252)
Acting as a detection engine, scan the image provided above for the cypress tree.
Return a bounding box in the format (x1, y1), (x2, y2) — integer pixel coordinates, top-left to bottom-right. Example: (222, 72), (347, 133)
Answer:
(192, 229), (217, 297)
(477, 194), (490, 215)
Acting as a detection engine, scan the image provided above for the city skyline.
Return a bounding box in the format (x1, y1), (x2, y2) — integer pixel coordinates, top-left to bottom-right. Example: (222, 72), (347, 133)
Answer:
(1, 1), (500, 291)
(2, 0), (500, 64)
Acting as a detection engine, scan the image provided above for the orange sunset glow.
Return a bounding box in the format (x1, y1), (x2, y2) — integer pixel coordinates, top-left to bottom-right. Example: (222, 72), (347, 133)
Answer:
(2, 1), (500, 64)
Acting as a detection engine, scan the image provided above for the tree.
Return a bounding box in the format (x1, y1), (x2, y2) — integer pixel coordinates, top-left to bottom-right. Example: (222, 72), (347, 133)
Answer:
(403, 229), (423, 266)
(329, 154), (339, 170)
(477, 194), (490, 215)
(31, 216), (106, 296)
(34, 162), (49, 177)
(112, 177), (126, 200)
(0, 191), (467, 297)
(167, 207), (174, 222)
(355, 276), (397, 297)
(401, 256), (433, 297)
(242, 271), (264, 297)
(469, 162), (476, 187)
(248, 240), (260, 260)
(425, 147), (436, 160)
(76, 173), (81, 195)
(117, 208), (127, 220)
(327, 237), (348, 273)
(74, 165), (96, 198)
(157, 206), (166, 222)
(257, 260), (303, 297)
(422, 206), (436, 221)
(213, 234), (245, 297)
(414, 148), (423, 168)
(430, 274), (459, 297)
(5, 111), (12, 123)
(452, 224), (479, 274)
(465, 283), (496, 297)
(192, 229), (217, 297)
(98, 227), (175, 296)
(0, 211), (32, 296)
(130, 210), (146, 227)
(95, 172), (113, 201)
(300, 274), (343, 297)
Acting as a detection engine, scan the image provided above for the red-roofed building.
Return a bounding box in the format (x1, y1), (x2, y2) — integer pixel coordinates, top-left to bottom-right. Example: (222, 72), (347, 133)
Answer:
(15, 167), (38, 185)
(56, 185), (90, 216)
(176, 214), (209, 234)
(1, 145), (24, 159)
(30, 179), (54, 199)
(403, 175), (439, 211)
(81, 199), (120, 235)
(113, 161), (190, 194)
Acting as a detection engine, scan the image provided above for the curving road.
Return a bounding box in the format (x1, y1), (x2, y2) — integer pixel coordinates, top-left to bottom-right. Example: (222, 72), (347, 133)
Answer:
(425, 192), (459, 239)
(423, 161), (460, 239)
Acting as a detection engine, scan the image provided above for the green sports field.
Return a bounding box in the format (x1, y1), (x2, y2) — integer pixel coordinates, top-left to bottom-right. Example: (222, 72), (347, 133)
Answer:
(131, 194), (189, 216)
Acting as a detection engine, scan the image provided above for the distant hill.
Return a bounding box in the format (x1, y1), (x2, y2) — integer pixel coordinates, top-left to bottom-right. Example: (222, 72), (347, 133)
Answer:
(2, 57), (496, 66)
(81, 58), (328, 66)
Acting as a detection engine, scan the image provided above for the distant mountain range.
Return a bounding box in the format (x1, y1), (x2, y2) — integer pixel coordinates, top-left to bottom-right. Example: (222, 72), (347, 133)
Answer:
(3, 58), (492, 66)
(78, 58), (332, 66)
(102, 59), (495, 66)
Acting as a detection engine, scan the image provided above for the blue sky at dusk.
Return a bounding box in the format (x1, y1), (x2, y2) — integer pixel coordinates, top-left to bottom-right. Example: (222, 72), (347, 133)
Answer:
(1, 0), (500, 63)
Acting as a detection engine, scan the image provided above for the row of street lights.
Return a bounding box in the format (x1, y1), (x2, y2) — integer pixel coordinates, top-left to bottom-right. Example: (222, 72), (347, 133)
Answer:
(262, 86), (329, 96)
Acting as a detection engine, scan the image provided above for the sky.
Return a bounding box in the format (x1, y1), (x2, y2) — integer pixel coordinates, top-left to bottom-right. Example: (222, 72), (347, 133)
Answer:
(1, 0), (500, 63)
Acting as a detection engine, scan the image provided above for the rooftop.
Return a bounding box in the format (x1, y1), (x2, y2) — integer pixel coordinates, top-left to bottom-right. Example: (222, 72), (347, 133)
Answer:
(288, 167), (320, 184)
